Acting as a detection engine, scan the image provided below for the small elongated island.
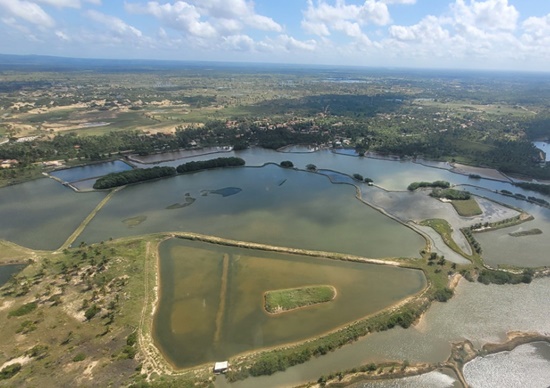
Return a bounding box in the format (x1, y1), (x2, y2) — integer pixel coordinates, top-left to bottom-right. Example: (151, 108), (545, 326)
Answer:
(264, 285), (337, 314)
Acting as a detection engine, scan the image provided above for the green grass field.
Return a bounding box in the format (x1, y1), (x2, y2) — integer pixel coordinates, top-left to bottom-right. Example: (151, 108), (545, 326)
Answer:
(451, 198), (483, 217)
(264, 285), (336, 313)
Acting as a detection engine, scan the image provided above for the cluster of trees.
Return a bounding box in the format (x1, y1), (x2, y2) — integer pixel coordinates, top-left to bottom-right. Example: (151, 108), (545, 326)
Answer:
(430, 188), (471, 200)
(500, 188), (549, 206)
(279, 160), (294, 168)
(352, 173), (373, 183)
(93, 157), (246, 189)
(176, 157), (245, 173)
(407, 180), (450, 191)
(462, 228), (482, 254)
(514, 182), (550, 196)
(477, 269), (533, 285)
(93, 166), (176, 189)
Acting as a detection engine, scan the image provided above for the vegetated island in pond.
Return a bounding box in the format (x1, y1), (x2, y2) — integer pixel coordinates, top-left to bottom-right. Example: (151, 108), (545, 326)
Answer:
(264, 285), (337, 314)
(509, 228), (543, 237)
(93, 157), (245, 189)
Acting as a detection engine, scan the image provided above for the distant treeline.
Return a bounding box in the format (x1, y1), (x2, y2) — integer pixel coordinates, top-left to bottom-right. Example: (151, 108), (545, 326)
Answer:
(407, 180), (450, 191)
(93, 157), (245, 189)
(176, 157), (245, 173)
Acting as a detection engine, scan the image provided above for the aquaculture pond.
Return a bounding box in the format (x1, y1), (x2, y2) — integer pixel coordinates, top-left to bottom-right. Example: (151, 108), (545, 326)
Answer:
(221, 277), (550, 388)
(154, 238), (427, 368)
(49, 160), (132, 183)
(0, 178), (106, 250)
(76, 164), (425, 258)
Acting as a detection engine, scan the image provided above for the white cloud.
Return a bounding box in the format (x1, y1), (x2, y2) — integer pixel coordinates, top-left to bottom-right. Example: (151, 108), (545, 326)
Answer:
(55, 30), (70, 40)
(0, 0), (55, 28)
(87, 10), (142, 39)
(301, 0), (401, 41)
(127, 2), (217, 39)
(522, 14), (550, 40)
(222, 34), (254, 51)
(278, 34), (317, 52)
(451, 0), (518, 32)
(126, 0), (282, 40)
(389, 15), (449, 42)
(34, 0), (80, 8)
(382, 0), (416, 3)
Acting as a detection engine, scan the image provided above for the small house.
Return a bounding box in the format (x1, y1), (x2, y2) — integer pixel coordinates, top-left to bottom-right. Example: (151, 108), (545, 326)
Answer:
(213, 361), (229, 374)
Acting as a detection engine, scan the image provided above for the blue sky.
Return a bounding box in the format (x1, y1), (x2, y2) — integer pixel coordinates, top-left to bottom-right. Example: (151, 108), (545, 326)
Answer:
(1, 0), (550, 71)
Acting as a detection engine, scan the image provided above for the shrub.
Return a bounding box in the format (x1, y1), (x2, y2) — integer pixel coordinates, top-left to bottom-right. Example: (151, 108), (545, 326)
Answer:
(8, 302), (37, 317)
(0, 363), (21, 380)
(84, 304), (100, 321)
(433, 287), (453, 302)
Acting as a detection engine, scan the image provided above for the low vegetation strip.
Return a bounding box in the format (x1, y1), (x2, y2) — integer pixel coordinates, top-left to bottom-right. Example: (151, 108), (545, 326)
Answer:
(407, 180), (450, 191)
(514, 182), (550, 196)
(175, 157), (245, 173)
(509, 228), (543, 237)
(93, 157), (246, 189)
(93, 166), (176, 189)
(451, 198), (482, 217)
(264, 285), (336, 314)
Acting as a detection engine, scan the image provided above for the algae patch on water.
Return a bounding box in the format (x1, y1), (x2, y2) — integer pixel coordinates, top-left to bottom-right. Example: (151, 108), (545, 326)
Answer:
(264, 285), (336, 314)
(122, 215), (147, 228)
(201, 187), (242, 197)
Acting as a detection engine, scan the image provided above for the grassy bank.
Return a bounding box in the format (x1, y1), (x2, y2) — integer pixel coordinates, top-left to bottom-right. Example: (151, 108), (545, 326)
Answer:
(264, 285), (336, 314)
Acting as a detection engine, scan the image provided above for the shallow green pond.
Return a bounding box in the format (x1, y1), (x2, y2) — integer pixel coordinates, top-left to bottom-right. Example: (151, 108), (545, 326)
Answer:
(153, 238), (427, 368)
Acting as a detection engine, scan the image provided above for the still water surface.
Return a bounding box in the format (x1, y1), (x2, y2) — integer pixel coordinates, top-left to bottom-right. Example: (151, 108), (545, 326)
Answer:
(77, 164), (424, 258)
(50, 160), (132, 183)
(0, 264), (26, 286)
(154, 239), (427, 368)
(463, 341), (550, 388)
(221, 278), (550, 388)
(0, 178), (106, 250)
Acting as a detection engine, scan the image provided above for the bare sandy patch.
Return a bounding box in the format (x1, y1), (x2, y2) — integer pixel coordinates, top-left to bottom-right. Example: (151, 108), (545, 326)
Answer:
(0, 355), (32, 370)
(0, 300), (15, 311)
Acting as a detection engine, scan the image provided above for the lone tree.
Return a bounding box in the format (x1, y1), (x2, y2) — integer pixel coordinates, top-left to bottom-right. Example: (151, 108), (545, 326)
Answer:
(280, 160), (294, 168)
(353, 173), (363, 181)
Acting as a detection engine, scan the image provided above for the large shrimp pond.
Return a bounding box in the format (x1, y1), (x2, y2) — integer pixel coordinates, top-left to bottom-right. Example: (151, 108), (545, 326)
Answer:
(154, 239), (426, 367)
